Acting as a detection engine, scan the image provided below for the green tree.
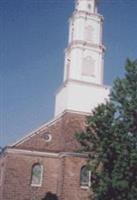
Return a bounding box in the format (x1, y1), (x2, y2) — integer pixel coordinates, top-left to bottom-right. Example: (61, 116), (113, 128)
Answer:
(76, 59), (137, 200)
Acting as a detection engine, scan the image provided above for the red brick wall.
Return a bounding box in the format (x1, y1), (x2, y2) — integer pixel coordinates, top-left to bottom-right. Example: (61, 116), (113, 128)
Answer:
(1, 152), (91, 200)
(2, 153), (61, 200)
(62, 156), (91, 200)
(1, 112), (91, 200)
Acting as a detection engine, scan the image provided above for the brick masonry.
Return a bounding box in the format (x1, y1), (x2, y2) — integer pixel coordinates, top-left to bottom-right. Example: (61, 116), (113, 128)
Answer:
(0, 111), (92, 200)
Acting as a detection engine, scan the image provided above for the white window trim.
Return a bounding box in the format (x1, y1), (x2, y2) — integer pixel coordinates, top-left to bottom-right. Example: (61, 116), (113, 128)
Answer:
(31, 165), (43, 187)
(43, 134), (52, 142)
(80, 170), (91, 189)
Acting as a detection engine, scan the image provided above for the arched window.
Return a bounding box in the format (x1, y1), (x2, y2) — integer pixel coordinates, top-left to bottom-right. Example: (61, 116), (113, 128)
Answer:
(31, 163), (43, 186)
(82, 56), (95, 77)
(80, 166), (91, 187)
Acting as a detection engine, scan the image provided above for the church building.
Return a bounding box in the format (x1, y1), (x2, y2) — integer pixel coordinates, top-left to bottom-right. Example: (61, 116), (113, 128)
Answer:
(0, 0), (110, 199)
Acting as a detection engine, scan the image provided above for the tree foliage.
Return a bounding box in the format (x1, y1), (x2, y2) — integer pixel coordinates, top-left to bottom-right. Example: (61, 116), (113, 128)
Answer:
(76, 59), (137, 200)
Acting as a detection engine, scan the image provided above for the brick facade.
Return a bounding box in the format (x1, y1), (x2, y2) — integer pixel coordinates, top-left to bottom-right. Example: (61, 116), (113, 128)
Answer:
(0, 111), (91, 200)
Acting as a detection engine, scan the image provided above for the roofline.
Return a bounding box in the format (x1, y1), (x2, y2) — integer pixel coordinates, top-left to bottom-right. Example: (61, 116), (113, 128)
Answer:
(9, 110), (89, 147)
(9, 112), (63, 147)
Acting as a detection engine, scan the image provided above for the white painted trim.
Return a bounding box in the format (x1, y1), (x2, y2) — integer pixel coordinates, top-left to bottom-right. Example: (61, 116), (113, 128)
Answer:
(5, 148), (89, 158)
(6, 148), (59, 158)
(31, 183), (42, 187)
(80, 186), (89, 190)
(89, 170), (92, 187)
(55, 79), (110, 95)
(59, 152), (88, 158)
(69, 79), (110, 89)
(55, 109), (90, 118)
(80, 166), (92, 188)
(71, 9), (103, 20)
(67, 41), (105, 52)
(43, 134), (52, 142)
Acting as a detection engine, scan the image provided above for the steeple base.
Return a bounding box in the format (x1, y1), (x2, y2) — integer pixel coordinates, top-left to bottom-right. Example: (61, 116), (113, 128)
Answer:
(54, 80), (110, 117)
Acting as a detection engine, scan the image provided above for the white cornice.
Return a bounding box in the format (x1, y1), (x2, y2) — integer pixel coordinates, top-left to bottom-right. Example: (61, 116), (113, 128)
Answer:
(55, 79), (110, 95)
(71, 10), (103, 22)
(65, 40), (105, 53)
(6, 148), (59, 158)
(5, 148), (89, 158)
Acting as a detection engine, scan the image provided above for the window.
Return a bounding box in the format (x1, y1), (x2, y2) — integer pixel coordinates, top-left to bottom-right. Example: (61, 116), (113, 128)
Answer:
(31, 163), (43, 186)
(80, 166), (91, 187)
(82, 56), (95, 77)
(43, 133), (52, 142)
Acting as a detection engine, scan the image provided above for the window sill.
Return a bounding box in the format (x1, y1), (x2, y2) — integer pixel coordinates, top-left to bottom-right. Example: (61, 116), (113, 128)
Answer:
(80, 186), (90, 190)
(31, 184), (42, 187)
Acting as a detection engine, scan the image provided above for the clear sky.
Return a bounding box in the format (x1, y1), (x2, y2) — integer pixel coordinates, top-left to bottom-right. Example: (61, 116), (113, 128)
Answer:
(0, 0), (137, 147)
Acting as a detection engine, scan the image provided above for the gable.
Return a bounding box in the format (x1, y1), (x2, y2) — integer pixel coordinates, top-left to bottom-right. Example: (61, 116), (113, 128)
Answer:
(10, 112), (87, 153)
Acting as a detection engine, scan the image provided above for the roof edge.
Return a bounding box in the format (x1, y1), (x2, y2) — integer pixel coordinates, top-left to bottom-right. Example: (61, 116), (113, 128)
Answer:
(9, 110), (89, 147)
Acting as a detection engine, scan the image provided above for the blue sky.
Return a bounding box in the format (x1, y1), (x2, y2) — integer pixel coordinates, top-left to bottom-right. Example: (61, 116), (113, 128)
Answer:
(0, 0), (137, 147)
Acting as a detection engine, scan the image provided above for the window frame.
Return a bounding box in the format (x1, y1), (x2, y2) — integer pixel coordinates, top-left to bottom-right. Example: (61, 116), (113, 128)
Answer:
(30, 163), (43, 187)
(80, 166), (91, 189)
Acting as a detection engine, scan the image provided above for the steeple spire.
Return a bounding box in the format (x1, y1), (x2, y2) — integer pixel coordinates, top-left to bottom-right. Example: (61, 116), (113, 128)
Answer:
(54, 0), (109, 116)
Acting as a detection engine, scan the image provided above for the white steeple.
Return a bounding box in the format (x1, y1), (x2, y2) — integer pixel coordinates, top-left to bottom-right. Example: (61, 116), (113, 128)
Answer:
(54, 0), (110, 116)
